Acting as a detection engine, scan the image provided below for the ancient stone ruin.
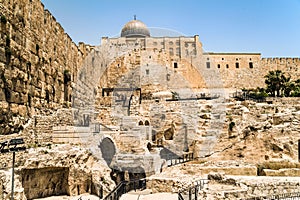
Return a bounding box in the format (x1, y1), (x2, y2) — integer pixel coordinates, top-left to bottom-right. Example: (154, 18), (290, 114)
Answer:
(1, 0), (300, 200)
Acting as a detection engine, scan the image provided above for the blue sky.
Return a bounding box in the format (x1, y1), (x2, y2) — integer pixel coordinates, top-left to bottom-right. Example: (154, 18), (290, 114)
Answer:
(40, 0), (300, 57)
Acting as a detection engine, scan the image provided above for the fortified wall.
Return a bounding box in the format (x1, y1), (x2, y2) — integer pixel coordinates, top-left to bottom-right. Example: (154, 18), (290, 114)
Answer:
(0, 0), (92, 134)
(1, 0), (300, 137)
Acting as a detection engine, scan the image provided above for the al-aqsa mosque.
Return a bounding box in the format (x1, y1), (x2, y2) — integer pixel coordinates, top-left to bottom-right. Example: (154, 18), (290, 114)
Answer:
(99, 17), (300, 94)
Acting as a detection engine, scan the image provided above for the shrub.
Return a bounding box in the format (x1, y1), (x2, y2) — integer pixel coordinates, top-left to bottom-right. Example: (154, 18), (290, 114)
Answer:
(1, 15), (7, 24)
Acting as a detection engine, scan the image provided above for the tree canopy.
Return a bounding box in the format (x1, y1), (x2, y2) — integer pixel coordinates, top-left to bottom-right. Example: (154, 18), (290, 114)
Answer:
(264, 70), (300, 97)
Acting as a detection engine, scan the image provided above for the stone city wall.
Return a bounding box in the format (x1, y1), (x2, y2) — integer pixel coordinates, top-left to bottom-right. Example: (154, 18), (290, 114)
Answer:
(0, 0), (91, 135)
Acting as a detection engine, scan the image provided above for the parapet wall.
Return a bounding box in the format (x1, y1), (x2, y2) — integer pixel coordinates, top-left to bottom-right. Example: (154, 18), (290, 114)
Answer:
(261, 57), (300, 81)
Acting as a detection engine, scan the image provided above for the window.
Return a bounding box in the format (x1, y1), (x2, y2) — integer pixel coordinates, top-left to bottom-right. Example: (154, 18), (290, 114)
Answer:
(149, 56), (151, 59)
(206, 62), (210, 69)
(166, 74), (170, 81)
(236, 58), (239, 61)
(161, 42), (164, 45)
(146, 69), (149, 75)
(153, 42), (157, 45)
(186, 49), (189, 56)
(169, 48), (174, 56)
(249, 62), (253, 68)
(217, 64), (220, 68)
(176, 47), (180, 56)
(249, 58), (252, 61)
(185, 43), (188, 48)
(226, 64), (229, 68)
(176, 41), (180, 46)
(222, 58), (224, 60)
(169, 41), (173, 45)
(235, 62), (239, 68)
(207, 57), (210, 60)
(174, 62), (178, 68)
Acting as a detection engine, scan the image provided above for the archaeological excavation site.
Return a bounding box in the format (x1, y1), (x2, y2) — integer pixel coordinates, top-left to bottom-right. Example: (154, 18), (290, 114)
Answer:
(1, 0), (300, 200)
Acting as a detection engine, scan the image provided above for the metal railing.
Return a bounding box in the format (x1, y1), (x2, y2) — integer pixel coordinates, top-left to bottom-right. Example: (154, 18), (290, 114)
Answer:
(245, 192), (300, 200)
(178, 179), (208, 200)
(165, 153), (194, 167)
(231, 91), (267, 102)
(103, 179), (146, 200)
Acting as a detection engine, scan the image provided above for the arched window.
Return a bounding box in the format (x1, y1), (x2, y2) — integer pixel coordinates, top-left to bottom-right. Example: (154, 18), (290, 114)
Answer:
(138, 121), (144, 126)
(145, 120), (150, 126)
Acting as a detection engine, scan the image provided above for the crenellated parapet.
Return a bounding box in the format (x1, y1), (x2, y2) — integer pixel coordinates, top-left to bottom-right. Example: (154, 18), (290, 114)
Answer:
(260, 57), (300, 80)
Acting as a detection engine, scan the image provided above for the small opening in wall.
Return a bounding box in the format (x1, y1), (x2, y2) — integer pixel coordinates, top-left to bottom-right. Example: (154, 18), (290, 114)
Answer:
(169, 48), (173, 56)
(250, 58), (252, 61)
(206, 62), (210, 69)
(146, 69), (149, 75)
(149, 56), (151, 59)
(207, 58), (209, 61)
(226, 64), (229, 68)
(145, 120), (150, 126)
(235, 62), (239, 68)
(217, 64), (220, 68)
(236, 58), (239, 61)
(222, 58), (224, 60)
(174, 62), (178, 68)
(166, 74), (170, 81)
(249, 62), (253, 68)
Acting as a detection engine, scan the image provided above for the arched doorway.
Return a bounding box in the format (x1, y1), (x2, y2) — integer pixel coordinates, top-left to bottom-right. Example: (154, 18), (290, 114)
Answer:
(98, 137), (116, 166)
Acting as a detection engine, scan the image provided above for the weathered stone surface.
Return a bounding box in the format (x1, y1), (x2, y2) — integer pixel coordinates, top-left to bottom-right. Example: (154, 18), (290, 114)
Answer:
(0, 144), (114, 200)
(263, 168), (300, 177)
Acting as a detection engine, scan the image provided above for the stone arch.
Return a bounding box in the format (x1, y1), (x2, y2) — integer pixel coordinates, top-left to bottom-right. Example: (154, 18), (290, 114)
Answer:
(145, 120), (150, 126)
(98, 137), (116, 166)
(164, 126), (174, 140)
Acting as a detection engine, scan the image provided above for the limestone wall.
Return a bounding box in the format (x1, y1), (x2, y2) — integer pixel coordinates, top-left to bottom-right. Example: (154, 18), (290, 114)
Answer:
(261, 58), (300, 81)
(0, 0), (90, 134)
(0, 144), (115, 199)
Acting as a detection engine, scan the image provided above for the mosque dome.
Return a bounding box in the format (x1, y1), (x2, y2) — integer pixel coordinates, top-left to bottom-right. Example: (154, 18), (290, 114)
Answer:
(121, 18), (150, 38)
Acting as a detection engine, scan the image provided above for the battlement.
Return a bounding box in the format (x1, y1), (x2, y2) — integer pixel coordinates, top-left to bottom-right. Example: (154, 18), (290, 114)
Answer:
(261, 57), (300, 64)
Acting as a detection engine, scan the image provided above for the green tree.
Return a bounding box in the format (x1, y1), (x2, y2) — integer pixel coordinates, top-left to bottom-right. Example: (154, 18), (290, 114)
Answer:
(290, 79), (300, 97)
(265, 70), (289, 97)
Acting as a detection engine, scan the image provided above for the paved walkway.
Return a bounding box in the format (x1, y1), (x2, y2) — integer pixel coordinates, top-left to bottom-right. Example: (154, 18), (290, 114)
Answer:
(33, 194), (99, 200)
(120, 192), (178, 200)
(34, 192), (178, 200)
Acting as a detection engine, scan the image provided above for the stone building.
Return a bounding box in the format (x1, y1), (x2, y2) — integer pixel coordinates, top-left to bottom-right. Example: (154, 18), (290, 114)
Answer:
(1, 1), (300, 199)
(100, 18), (300, 94)
(0, 0), (299, 135)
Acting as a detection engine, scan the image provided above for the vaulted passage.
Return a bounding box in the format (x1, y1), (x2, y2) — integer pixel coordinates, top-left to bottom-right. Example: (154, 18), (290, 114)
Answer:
(99, 137), (116, 166)
(22, 167), (69, 199)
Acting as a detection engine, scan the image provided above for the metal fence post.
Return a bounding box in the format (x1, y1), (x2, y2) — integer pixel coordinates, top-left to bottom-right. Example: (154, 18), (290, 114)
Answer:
(99, 185), (103, 199)
(11, 152), (15, 200)
(298, 139), (300, 162)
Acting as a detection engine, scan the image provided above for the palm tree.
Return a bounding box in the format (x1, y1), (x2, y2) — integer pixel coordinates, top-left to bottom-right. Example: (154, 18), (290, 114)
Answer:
(265, 70), (289, 97)
(291, 79), (300, 97)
